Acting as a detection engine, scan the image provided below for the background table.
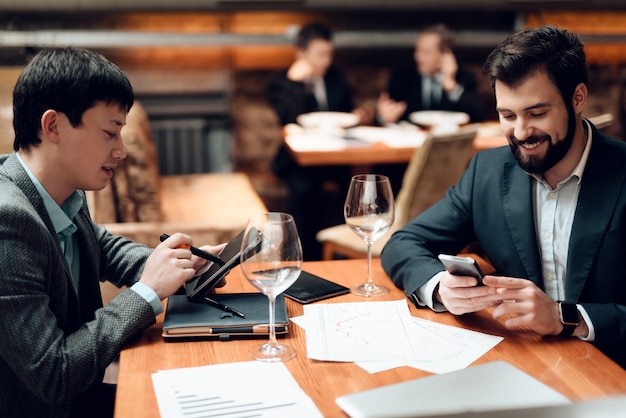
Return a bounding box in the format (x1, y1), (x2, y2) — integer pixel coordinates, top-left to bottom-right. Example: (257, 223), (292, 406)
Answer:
(114, 259), (626, 417)
(285, 122), (508, 166)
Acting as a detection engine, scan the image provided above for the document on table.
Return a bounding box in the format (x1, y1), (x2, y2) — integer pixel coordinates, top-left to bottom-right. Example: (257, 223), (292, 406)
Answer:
(293, 300), (502, 374)
(151, 361), (323, 418)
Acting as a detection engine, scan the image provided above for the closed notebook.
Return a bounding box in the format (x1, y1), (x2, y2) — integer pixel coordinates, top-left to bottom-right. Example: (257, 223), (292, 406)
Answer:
(162, 293), (289, 341)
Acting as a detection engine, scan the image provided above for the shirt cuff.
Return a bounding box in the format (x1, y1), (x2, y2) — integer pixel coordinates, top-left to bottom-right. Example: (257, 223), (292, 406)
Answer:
(131, 282), (163, 316)
(576, 304), (595, 341)
(446, 84), (464, 102)
(412, 271), (448, 312)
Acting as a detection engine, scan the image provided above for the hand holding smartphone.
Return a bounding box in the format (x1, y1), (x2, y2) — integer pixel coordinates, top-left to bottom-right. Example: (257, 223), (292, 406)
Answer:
(438, 254), (484, 286)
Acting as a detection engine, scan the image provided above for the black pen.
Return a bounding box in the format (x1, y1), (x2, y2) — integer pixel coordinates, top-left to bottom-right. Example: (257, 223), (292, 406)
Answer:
(203, 297), (246, 318)
(159, 234), (225, 265)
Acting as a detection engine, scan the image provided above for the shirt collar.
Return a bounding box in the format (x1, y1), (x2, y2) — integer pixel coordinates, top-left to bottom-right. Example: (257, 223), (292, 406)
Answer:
(15, 152), (82, 235)
(527, 118), (593, 187)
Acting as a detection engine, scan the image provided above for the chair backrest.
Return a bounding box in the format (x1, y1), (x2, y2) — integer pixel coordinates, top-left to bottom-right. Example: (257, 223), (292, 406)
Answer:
(587, 113), (613, 132)
(394, 124), (479, 228)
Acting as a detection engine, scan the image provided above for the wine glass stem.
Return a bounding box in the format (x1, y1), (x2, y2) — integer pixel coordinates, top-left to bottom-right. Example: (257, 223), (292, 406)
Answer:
(267, 295), (277, 345)
(366, 241), (374, 288)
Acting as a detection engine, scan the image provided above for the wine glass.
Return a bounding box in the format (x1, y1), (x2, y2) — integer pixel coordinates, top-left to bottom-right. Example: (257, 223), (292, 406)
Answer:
(240, 212), (303, 362)
(344, 174), (395, 296)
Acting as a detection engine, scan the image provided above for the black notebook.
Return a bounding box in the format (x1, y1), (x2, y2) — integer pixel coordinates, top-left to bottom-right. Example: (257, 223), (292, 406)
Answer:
(162, 293), (289, 341)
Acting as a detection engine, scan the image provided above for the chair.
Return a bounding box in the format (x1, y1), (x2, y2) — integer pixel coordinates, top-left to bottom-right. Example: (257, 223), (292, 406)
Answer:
(587, 113), (613, 132)
(316, 124), (479, 260)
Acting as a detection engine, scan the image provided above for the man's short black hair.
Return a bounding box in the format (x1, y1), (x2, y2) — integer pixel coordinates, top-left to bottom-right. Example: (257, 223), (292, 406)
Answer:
(12, 47), (134, 151)
(296, 22), (333, 50)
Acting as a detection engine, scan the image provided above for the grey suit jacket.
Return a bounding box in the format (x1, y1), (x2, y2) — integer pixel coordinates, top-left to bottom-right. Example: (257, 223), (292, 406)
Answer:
(0, 153), (156, 417)
(381, 126), (626, 369)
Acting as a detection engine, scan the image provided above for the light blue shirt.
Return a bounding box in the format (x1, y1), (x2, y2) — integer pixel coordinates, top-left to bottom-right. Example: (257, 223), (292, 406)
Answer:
(16, 153), (162, 315)
(17, 153), (82, 295)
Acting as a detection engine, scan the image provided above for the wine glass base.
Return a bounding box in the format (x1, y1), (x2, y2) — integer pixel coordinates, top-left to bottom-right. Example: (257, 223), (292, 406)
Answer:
(351, 282), (390, 297)
(249, 342), (297, 362)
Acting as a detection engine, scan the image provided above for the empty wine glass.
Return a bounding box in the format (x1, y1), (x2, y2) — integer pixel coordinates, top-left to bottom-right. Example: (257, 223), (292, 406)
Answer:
(344, 174), (395, 296)
(240, 212), (303, 362)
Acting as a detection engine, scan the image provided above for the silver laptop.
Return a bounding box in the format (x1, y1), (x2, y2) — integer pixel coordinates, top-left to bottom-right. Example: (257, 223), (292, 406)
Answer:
(336, 361), (570, 418)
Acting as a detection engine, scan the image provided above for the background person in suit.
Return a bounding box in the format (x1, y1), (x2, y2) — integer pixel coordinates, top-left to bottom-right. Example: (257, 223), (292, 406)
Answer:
(381, 25), (626, 369)
(0, 47), (224, 417)
(267, 22), (372, 260)
(377, 23), (486, 125)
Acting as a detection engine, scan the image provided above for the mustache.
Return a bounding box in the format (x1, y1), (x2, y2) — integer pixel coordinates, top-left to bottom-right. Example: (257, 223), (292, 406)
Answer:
(508, 134), (551, 146)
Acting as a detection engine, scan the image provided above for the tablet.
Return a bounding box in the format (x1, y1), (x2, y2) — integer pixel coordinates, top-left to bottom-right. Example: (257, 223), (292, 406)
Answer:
(186, 229), (262, 302)
(284, 271), (349, 304)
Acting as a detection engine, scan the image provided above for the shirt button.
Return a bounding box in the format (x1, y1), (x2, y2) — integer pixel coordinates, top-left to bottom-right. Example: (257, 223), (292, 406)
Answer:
(548, 192), (556, 199)
(546, 273), (555, 281)
(543, 232), (551, 239)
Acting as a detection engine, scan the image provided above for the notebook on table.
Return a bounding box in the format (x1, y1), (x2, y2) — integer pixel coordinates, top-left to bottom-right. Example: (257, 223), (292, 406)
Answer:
(162, 293), (288, 341)
(335, 361), (570, 418)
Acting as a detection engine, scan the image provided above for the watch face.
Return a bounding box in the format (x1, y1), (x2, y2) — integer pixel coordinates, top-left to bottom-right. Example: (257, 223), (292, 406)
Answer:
(559, 303), (579, 326)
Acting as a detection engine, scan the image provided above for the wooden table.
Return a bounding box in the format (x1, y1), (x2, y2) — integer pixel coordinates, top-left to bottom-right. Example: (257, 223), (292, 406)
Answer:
(286, 122), (508, 166)
(114, 259), (626, 417)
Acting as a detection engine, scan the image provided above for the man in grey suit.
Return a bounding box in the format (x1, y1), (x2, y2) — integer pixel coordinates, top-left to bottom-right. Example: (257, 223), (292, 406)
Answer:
(0, 48), (224, 417)
(381, 26), (626, 369)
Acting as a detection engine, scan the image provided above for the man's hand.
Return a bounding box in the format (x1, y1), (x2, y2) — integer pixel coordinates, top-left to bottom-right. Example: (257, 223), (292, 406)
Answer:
(287, 59), (314, 83)
(439, 50), (459, 93)
(139, 233), (206, 300)
(436, 271), (498, 315)
(483, 275), (563, 335)
(377, 92), (407, 124)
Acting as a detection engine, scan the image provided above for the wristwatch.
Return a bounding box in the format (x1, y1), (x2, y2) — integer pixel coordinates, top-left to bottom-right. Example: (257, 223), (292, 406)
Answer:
(558, 302), (579, 337)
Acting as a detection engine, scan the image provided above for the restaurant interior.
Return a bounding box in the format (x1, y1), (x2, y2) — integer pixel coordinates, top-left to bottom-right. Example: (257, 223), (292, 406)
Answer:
(1, 0), (626, 252)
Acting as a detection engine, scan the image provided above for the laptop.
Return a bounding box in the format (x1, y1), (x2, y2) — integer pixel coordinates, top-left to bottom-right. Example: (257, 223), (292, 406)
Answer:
(335, 361), (570, 418)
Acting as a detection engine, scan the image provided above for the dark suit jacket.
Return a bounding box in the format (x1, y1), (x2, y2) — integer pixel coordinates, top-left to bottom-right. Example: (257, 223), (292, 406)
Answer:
(387, 66), (486, 123)
(381, 126), (626, 368)
(266, 66), (354, 176)
(0, 153), (156, 417)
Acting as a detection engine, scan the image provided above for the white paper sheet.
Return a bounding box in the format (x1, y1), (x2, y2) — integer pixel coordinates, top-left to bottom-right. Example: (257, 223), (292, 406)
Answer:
(151, 361), (323, 418)
(303, 300), (425, 362)
(356, 317), (503, 374)
(292, 301), (503, 374)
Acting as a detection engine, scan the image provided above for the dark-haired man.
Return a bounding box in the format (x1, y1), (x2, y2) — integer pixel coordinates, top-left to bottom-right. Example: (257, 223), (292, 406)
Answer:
(381, 26), (626, 369)
(0, 47), (224, 417)
(267, 22), (370, 260)
(378, 23), (486, 124)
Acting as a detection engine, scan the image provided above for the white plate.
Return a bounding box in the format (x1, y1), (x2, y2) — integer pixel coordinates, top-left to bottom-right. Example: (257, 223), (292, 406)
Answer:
(297, 111), (359, 129)
(409, 110), (470, 127)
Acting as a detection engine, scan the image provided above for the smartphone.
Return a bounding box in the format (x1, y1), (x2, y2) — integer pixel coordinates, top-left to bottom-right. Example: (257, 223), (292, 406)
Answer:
(438, 254), (484, 286)
(284, 271), (350, 304)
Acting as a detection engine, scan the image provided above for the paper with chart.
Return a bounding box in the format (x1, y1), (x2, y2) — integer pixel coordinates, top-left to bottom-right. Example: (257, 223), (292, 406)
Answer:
(356, 317), (503, 374)
(151, 361), (322, 418)
(304, 300), (431, 362)
(297, 300), (503, 373)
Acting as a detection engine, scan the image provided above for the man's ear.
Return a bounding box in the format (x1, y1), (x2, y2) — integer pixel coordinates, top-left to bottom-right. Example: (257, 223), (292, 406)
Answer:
(40, 109), (61, 143)
(572, 83), (587, 114)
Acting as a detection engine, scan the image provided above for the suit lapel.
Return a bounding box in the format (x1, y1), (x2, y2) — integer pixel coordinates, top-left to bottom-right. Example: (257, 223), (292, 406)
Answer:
(502, 160), (544, 286)
(5, 154), (83, 316)
(74, 207), (103, 321)
(567, 132), (626, 301)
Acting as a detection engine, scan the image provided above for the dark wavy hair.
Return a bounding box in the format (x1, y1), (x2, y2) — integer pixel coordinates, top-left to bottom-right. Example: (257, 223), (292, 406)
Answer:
(12, 47), (134, 151)
(482, 25), (587, 106)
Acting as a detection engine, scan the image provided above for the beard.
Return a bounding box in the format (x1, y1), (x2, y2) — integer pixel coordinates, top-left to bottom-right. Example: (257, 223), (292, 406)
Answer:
(508, 107), (576, 175)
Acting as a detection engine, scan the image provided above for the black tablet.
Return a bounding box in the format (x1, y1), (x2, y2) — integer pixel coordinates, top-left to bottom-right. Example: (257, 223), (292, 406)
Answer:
(186, 229), (261, 302)
(284, 270), (350, 304)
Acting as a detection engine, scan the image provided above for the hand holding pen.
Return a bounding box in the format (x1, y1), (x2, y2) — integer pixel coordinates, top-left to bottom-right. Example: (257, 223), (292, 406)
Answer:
(159, 234), (225, 266)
